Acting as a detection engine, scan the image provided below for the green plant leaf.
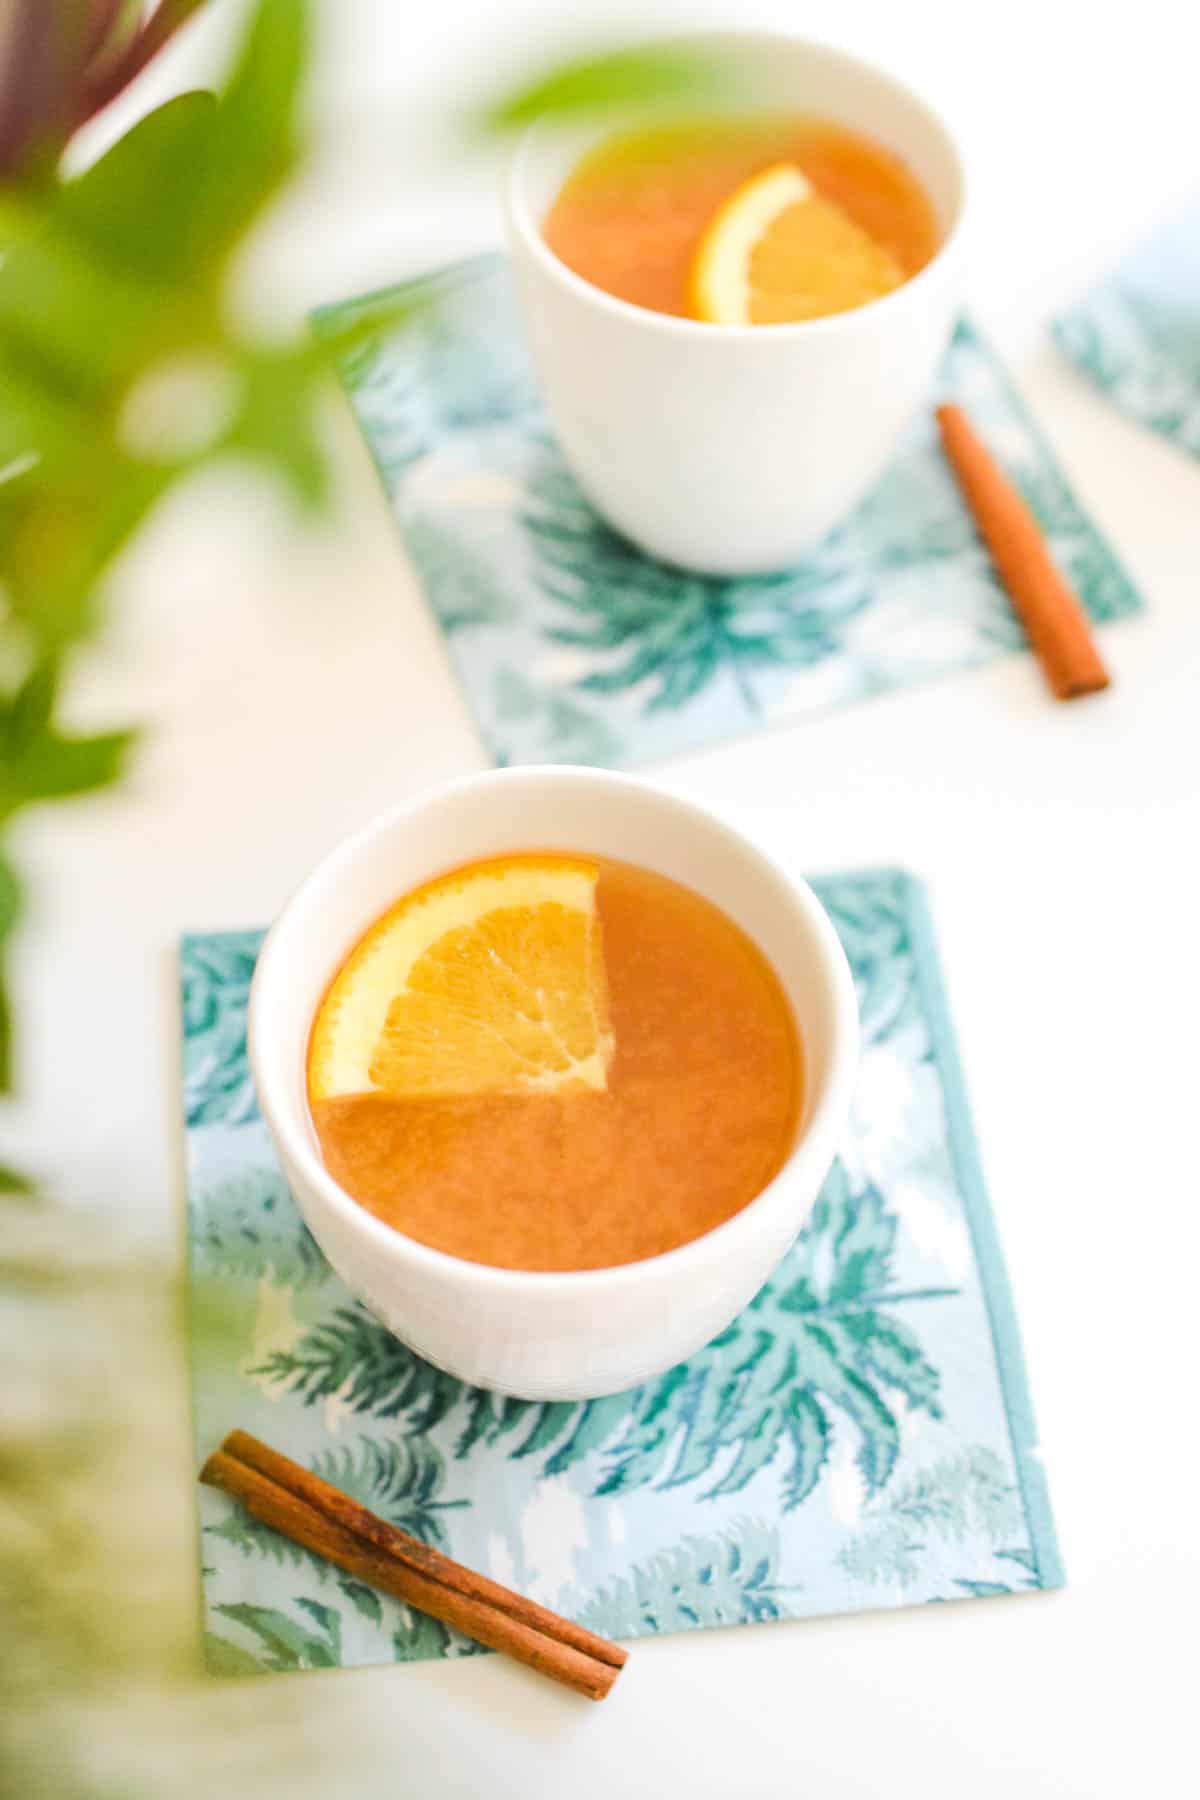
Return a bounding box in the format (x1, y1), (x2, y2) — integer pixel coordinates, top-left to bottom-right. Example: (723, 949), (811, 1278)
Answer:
(38, 0), (307, 303)
(183, 0), (310, 266)
(0, 849), (23, 939)
(0, 703), (134, 820)
(3, 660), (54, 745)
(0, 969), (12, 1095)
(479, 43), (735, 132)
(0, 346), (93, 478)
(2, 454), (175, 655)
(221, 349), (328, 510)
(0, 849), (21, 1093)
(55, 89), (221, 285)
(0, 193), (175, 402)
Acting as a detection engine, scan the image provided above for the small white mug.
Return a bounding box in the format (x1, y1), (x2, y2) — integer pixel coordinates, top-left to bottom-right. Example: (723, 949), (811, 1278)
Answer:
(249, 768), (858, 1400)
(505, 32), (967, 575)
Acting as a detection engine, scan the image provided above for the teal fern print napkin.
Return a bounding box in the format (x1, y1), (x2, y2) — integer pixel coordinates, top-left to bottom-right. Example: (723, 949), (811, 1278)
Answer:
(1055, 198), (1200, 459)
(184, 870), (1063, 1676)
(314, 256), (1138, 768)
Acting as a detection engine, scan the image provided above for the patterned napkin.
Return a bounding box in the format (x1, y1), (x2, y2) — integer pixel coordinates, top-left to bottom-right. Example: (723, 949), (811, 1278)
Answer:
(184, 869), (1063, 1677)
(314, 255), (1139, 770)
(1055, 197), (1200, 459)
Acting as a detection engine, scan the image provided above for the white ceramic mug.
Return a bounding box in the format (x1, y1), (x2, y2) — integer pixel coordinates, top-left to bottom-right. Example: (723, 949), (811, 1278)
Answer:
(505, 32), (967, 575)
(249, 769), (858, 1400)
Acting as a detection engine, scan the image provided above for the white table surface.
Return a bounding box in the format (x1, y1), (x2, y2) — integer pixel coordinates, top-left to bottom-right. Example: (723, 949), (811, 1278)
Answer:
(16, 1), (1200, 1793)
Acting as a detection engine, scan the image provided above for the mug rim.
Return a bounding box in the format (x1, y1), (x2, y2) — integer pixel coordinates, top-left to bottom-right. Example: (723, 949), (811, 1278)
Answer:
(505, 27), (968, 344)
(248, 766), (859, 1298)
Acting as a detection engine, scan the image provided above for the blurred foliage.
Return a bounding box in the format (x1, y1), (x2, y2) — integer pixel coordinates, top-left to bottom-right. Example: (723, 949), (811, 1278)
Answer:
(0, 0), (320, 1104)
(0, 7), (730, 1792)
(0, 0), (730, 1117)
(0, 1197), (390, 1799)
(476, 39), (735, 132)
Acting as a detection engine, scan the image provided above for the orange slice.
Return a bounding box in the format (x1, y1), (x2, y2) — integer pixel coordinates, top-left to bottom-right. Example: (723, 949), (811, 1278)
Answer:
(308, 855), (614, 1102)
(688, 161), (906, 326)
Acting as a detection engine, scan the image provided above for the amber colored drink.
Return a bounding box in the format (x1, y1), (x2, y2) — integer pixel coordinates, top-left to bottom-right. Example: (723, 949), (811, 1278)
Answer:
(310, 857), (801, 1272)
(542, 112), (939, 320)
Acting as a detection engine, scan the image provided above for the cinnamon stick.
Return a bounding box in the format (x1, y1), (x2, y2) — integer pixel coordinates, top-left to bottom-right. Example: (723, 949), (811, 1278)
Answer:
(936, 402), (1111, 700)
(200, 1431), (626, 1700)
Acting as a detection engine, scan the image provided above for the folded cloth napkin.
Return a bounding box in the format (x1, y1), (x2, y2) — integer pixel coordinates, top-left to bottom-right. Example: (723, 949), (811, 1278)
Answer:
(1054, 197), (1200, 459)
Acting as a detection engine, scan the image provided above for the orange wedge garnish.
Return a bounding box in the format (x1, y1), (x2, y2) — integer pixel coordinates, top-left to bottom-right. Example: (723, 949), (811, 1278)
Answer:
(308, 855), (614, 1102)
(688, 161), (905, 326)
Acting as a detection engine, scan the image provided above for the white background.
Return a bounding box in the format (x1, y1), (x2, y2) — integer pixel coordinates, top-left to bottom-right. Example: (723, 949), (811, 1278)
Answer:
(13, 1), (1200, 1793)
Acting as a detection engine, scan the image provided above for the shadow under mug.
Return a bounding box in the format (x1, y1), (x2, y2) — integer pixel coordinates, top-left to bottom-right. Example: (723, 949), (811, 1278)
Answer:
(249, 768), (859, 1400)
(505, 31), (967, 576)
